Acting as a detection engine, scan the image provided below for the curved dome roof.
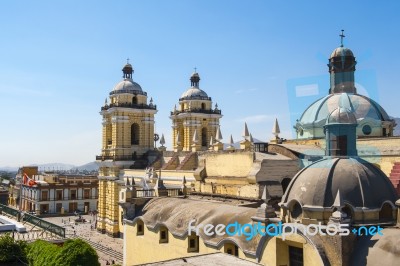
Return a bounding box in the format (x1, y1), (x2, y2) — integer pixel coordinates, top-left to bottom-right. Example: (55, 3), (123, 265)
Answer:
(330, 46), (354, 58)
(327, 107), (357, 124)
(180, 87), (209, 100)
(113, 78), (143, 93)
(281, 157), (397, 209)
(299, 93), (391, 126)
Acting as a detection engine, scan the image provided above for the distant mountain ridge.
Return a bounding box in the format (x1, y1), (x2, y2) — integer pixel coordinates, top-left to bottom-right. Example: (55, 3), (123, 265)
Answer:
(393, 117), (400, 136)
(0, 162), (99, 172)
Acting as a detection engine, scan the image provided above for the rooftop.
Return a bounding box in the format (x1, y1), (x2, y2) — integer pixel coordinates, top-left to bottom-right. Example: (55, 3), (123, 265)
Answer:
(139, 253), (261, 266)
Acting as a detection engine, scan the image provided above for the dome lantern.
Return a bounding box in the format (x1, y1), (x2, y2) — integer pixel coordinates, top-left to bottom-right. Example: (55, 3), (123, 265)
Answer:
(328, 30), (357, 94)
(122, 58), (133, 79)
(190, 68), (200, 87)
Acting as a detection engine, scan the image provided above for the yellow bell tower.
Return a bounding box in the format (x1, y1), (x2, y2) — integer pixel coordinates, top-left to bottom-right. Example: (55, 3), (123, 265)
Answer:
(96, 61), (157, 237)
(170, 71), (222, 151)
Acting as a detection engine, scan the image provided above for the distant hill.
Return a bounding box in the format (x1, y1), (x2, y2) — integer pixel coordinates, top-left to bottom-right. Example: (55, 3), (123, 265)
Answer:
(0, 162), (99, 173)
(0, 166), (19, 172)
(72, 162), (99, 172)
(393, 117), (400, 136)
(31, 163), (76, 171)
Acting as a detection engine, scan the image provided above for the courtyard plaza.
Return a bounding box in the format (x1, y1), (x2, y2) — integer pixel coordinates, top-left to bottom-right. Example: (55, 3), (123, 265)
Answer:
(42, 214), (123, 266)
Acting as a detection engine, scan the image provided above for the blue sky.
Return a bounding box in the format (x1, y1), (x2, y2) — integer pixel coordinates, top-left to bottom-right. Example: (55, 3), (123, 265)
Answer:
(1, 1), (399, 166)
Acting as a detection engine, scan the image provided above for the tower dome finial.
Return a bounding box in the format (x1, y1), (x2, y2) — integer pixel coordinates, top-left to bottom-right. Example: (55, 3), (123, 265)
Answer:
(340, 29), (345, 47)
(122, 59), (133, 79)
(190, 69), (200, 87)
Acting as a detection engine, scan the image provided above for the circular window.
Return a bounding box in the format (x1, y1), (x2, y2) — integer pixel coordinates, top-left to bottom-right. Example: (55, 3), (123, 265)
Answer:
(362, 125), (372, 135)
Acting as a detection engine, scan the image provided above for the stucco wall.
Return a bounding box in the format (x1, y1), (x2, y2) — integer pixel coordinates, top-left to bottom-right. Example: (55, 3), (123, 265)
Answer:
(200, 152), (254, 178)
(124, 222), (257, 265)
(259, 234), (324, 266)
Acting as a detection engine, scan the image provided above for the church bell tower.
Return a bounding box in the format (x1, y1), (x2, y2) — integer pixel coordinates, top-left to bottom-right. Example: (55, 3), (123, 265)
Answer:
(96, 60), (157, 237)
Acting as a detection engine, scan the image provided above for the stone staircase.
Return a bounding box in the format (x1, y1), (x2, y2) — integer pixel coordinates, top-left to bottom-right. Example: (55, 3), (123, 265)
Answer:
(71, 236), (123, 262)
(389, 162), (400, 195)
(177, 152), (197, 170)
(162, 155), (180, 170)
(148, 153), (163, 169)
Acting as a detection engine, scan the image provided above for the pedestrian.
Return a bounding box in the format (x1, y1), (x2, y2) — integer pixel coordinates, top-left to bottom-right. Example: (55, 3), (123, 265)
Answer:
(112, 260), (115, 264)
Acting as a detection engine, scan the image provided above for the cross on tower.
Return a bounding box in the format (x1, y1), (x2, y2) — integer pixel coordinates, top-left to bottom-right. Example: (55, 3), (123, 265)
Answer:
(340, 30), (345, 47)
(194, 67), (197, 73)
(127, 58), (130, 64)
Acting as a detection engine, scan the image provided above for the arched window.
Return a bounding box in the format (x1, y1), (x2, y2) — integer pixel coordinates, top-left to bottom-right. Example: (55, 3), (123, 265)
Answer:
(224, 242), (239, 257)
(379, 202), (393, 221)
(131, 124), (140, 145)
(201, 103), (206, 110)
(201, 128), (207, 147)
(342, 205), (353, 221)
(137, 219), (144, 235)
(132, 96), (137, 105)
(281, 178), (291, 194)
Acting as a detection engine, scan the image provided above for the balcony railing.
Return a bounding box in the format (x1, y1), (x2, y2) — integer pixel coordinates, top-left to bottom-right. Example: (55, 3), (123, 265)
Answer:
(101, 102), (156, 111)
(179, 96), (211, 101)
(133, 188), (181, 198)
(171, 108), (222, 116)
(22, 196), (98, 201)
(109, 90), (147, 96)
(96, 155), (136, 161)
(135, 189), (156, 198)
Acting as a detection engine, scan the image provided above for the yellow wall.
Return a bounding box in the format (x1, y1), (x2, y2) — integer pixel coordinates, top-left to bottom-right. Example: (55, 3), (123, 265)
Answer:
(124, 222), (257, 266)
(124, 221), (325, 266)
(201, 152), (254, 177)
(259, 234), (324, 266)
(97, 179), (122, 237)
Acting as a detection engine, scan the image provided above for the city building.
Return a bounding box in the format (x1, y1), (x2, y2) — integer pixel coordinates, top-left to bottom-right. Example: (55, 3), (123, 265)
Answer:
(8, 166), (39, 209)
(96, 61), (158, 237)
(20, 172), (98, 214)
(119, 40), (400, 266)
(170, 71), (222, 152)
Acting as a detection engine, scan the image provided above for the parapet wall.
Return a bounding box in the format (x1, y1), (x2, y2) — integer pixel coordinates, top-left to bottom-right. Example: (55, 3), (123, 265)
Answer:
(198, 151), (254, 178)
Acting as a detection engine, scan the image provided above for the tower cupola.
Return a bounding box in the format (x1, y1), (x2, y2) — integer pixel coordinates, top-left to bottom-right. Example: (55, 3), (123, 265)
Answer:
(324, 93), (358, 157)
(190, 71), (200, 87)
(328, 30), (357, 94)
(122, 59), (133, 79)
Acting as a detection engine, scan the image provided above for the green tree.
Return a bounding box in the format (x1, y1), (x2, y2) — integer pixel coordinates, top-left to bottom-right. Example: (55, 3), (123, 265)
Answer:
(53, 239), (99, 266)
(0, 233), (28, 265)
(27, 239), (59, 266)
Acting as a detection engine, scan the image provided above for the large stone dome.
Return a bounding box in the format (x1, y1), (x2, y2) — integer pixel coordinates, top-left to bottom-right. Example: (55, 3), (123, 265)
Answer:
(180, 72), (210, 100)
(280, 157), (398, 224)
(180, 87), (209, 100)
(296, 93), (393, 138)
(113, 78), (143, 93)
